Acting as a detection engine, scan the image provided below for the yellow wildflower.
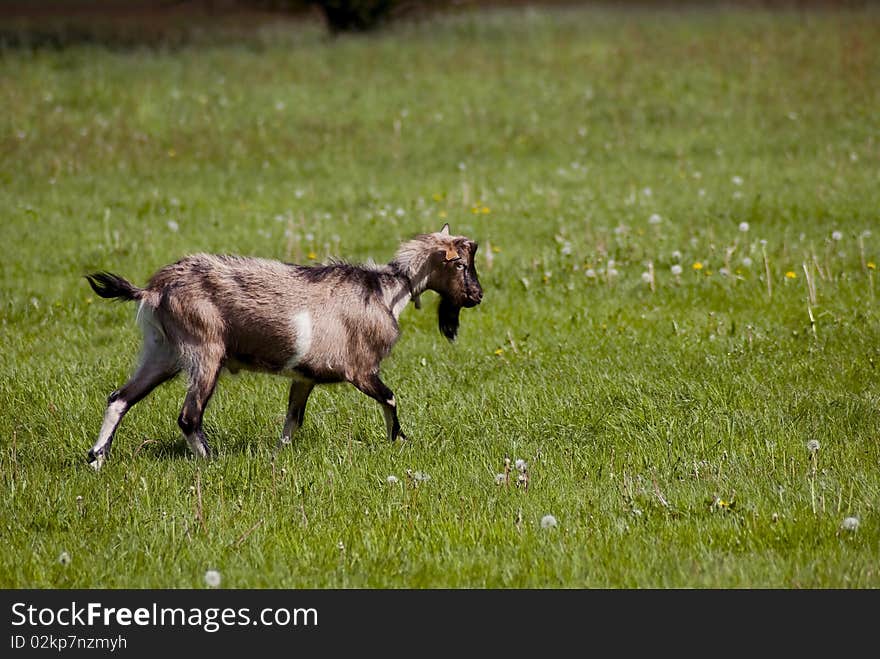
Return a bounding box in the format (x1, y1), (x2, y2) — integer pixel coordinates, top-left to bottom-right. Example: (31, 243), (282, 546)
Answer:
(692, 262), (703, 271)
(494, 348), (504, 356)
(785, 271), (797, 279)
(868, 262), (876, 270)
(307, 251), (317, 260)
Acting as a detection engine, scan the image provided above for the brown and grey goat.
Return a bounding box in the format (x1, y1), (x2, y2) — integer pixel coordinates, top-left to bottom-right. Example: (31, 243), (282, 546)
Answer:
(84, 224), (483, 469)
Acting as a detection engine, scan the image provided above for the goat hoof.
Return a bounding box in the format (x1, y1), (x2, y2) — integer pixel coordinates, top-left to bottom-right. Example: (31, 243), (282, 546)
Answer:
(88, 451), (105, 471)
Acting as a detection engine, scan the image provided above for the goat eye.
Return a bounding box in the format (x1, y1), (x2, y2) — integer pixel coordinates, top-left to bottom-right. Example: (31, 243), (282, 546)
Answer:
(455, 262), (466, 271)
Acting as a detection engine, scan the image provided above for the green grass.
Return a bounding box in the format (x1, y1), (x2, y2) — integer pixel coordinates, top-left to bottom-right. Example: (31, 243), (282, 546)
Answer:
(2, 6), (880, 588)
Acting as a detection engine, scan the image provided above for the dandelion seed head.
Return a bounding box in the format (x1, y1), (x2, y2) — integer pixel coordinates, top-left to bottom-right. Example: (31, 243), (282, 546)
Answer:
(671, 264), (683, 276)
(58, 551), (70, 566)
(732, 176), (743, 186)
(742, 256), (753, 267)
(671, 250), (682, 261)
(832, 230), (843, 241)
(806, 439), (820, 453)
(166, 220), (179, 232)
(641, 271), (653, 283)
(648, 213), (662, 225)
(739, 221), (750, 233)
(840, 517), (859, 532)
(494, 473), (506, 485)
(386, 475), (399, 485)
(204, 570), (221, 588)
(515, 459), (527, 472)
(540, 514), (558, 529)
(585, 268), (597, 278)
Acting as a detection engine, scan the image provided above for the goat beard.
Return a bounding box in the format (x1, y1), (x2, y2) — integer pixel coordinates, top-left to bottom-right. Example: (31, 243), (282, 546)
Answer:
(438, 296), (461, 342)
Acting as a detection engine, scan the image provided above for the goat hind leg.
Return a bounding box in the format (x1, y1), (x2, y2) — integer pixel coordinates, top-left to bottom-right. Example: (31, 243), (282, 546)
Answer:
(178, 355), (222, 459)
(88, 358), (179, 470)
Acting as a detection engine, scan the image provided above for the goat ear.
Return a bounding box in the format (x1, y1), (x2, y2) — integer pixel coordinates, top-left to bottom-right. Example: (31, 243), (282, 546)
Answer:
(438, 296), (461, 342)
(440, 223), (450, 236)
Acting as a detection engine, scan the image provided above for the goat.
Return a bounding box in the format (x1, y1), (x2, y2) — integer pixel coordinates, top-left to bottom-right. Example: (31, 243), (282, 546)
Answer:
(83, 224), (483, 469)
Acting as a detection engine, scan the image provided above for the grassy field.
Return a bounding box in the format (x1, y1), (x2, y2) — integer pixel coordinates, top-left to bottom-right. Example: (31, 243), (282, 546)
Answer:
(1, 6), (879, 588)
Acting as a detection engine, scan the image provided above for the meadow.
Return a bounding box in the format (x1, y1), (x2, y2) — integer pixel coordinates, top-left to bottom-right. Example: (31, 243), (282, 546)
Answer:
(1, 6), (879, 588)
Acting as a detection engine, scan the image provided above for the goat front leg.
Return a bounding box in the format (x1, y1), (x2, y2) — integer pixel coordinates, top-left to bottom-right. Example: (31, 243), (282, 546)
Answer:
(352, 373), (407, 442)
(277, 378), (314, 451)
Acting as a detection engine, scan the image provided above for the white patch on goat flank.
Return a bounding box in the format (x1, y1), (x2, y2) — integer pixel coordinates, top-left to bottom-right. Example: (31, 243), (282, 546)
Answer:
(284, 311), (313, 371)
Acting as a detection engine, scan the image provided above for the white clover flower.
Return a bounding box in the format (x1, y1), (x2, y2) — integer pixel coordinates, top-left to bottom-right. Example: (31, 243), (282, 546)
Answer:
(742, 256), (753, 267)
(648, 213), (662, 225)
(739, 221), (750, 232)
(204, 570), (221, 588)
(671, 264), (683, 276)
(386, 475), (399, 485)
(806, 439), (820, 453)
(58, 551), (71, 566)
(494, 473), (506, 485)
(840, 517), (859, 532)
(540, 514), (558, 529)
(832, 230), (843, 241)
(515, 459), (527, 472)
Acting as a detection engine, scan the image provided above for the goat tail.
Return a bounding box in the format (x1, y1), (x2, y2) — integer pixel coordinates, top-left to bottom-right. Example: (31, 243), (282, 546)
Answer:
(84, 271), (143, 302)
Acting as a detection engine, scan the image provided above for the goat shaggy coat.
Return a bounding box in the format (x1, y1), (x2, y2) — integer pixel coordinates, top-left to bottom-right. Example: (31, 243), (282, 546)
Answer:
(84, 224), (483, 469)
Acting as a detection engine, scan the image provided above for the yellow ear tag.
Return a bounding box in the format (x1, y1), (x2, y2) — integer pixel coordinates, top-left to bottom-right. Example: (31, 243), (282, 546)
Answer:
(445, 248), (459, 261)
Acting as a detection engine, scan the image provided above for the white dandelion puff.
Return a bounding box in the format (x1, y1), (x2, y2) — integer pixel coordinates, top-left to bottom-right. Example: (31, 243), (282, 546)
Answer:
(739, 221), (750, 232)
(166, 220), (179, 232)
(806, 439), (820, 453)
(732, 176), (743, 186)
(671, 264), (683, 276)
(494, 473), (506, 485)
(540, 514), (557, 529)
(386, 475), (399, 485)
(641, 271), (653, 283)
(515, 459), (527, 472)
(832, 230), (843, 241)
(648, 213), (662, 225)
(58, 551), (71, 566)
(204, 570), (221, 588)
(671, 250), (682, 261)
(742, 256), (753, 267)
(585, 268), (597, 278)
(840, 517), (859, 532)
